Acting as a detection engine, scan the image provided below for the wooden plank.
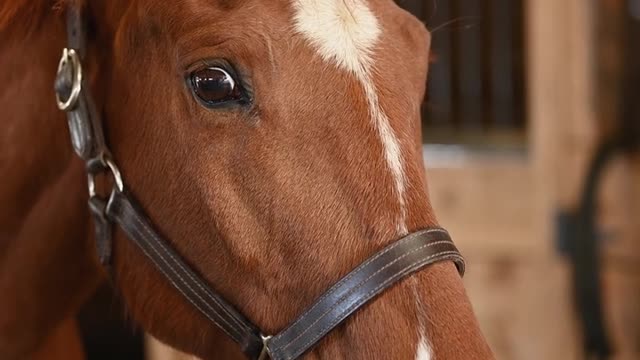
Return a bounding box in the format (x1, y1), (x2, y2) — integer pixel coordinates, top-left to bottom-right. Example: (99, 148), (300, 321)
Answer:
(426, 158), (549, 257)
(527, 0), (597, 207)
(464, 256), (579, 360)
(146, 336), (191, 360)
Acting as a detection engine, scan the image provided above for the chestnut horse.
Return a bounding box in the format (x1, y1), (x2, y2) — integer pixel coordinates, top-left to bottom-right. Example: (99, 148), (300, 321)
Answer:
(0, 0), (493, 359)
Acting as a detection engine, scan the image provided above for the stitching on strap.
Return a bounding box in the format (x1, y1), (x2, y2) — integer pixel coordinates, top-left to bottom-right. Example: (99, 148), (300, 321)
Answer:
(124, 198), (250, 333)
(118, 197), (245, 342)
(278, 239), (454, 352)
(283, 251), (463, 360)
(122, 211), (239, 341)
(280, 228), (450, 334)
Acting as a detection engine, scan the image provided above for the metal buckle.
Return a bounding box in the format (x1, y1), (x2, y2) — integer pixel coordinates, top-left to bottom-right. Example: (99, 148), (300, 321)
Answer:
(85, 154), (121, 266)
(87, 154), (124, 199)
(55, 48), (82, 111)
(257, 335), (272, 360)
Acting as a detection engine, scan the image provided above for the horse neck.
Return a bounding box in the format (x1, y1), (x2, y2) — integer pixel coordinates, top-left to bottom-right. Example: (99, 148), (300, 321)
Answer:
(0, 16), (103, 358)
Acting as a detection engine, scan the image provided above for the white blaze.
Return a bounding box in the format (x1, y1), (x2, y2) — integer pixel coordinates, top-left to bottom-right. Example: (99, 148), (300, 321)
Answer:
(293, 2), (425, 359)
(416, 334), (433, 360)
(292, 0), (408, 234)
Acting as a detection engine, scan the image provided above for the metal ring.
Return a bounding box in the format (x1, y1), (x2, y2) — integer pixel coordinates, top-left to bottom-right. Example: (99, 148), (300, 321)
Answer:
(104, 157), (124, 192)
(55, 48), (82, 111)
(257, 335), (273, 360)
(87, 171), (98, 198)
(86, 155), (124, 198)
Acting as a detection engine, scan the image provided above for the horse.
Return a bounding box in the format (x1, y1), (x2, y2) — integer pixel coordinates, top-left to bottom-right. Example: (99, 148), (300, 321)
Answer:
(0, 0), (494, 359)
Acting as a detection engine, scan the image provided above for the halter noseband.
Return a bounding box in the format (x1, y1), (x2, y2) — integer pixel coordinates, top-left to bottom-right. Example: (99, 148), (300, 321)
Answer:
(54, 6), (465, 360)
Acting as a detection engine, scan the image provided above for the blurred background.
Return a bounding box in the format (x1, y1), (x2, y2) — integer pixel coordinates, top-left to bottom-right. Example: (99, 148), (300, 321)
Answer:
(78, 0), (640, 359)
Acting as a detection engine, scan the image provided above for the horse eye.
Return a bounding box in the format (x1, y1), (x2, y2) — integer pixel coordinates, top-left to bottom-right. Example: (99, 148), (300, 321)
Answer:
(190, 67), (242, 106)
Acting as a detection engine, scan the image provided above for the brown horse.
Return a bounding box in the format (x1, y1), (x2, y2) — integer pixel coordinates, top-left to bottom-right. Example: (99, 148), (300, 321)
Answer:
(0, 0), (493, 359)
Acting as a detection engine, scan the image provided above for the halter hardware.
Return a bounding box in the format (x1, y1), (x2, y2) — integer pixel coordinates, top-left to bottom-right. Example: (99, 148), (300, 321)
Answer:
(86, 154), (124, 198)
(55, 48), (82, 111)
(258, 335), (273, 360)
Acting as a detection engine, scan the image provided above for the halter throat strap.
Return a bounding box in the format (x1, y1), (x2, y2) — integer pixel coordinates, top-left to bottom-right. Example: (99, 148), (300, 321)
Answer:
(54, 5), (465, 360)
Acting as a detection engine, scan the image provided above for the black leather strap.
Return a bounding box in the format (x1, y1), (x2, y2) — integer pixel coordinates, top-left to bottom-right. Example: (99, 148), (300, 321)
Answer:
(88, 196), (112, 265)
(65, 3), (86, 58)
(105, 189), (265, 357)
(55, 6), (107, 161)
(265, 228), (463, 360)
(104, 187), (463, 360)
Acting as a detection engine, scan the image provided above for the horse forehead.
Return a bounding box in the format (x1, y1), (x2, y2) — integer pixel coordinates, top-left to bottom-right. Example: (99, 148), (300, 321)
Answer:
(290, 0), (382, 74)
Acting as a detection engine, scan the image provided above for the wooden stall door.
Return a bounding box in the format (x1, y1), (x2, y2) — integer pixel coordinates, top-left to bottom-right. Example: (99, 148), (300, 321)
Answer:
(427, 1), (640, 359)
(424, 0), (594, 359)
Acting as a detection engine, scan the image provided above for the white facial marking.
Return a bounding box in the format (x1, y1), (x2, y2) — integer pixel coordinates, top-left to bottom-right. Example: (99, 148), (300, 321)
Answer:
(292, 0), (408, 234)
(293, 2), (428, 359)
(411, 277), (431, 360)
(292, 0), (380, 75)
(416, 333), (433, 360)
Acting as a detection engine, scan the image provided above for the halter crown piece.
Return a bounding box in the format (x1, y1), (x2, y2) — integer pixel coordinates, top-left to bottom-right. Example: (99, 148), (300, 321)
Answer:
(54, 5), (465, 360)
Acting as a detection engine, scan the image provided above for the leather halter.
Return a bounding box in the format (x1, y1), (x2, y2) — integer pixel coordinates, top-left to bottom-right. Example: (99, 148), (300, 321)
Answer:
(54, 6), (465, 360)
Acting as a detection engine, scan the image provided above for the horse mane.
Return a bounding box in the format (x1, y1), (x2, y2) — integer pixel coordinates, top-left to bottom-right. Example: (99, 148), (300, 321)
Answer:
(0, 0), (78, 34)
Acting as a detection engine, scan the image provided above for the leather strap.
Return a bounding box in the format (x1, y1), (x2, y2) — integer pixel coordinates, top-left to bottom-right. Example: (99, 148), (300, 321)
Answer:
(104, 187), (463, 360)
(55, 5), (114, 264)
(265, 228), (463, 360)
(55, 7), (107, 161)
(105, 189), (265, 357)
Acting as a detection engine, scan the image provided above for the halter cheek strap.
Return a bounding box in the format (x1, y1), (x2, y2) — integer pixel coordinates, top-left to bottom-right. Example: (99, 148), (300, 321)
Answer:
(54, 5), (465, 360)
